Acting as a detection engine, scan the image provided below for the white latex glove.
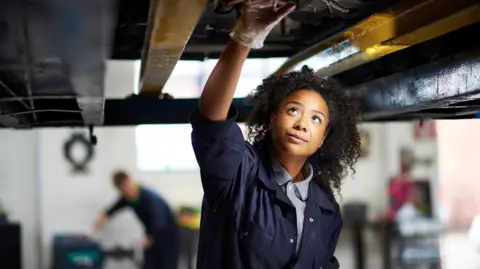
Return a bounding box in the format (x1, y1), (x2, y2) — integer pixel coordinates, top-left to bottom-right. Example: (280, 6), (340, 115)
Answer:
(227, 0), (296, 49)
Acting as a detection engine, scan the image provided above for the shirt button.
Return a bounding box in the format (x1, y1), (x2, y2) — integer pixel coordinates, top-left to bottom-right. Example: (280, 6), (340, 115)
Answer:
(244, 232), (248, 236)
(309, 218), (314, 223)
(289, 238), (294, 243)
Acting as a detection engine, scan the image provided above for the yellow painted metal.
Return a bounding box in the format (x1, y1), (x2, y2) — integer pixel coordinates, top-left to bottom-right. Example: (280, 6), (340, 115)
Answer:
(139, 0), (208, 95)
(274, 0), (480, 77)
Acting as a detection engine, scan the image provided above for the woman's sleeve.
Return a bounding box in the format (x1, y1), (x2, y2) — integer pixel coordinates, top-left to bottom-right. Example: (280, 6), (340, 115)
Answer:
(190, 105), (256, 211)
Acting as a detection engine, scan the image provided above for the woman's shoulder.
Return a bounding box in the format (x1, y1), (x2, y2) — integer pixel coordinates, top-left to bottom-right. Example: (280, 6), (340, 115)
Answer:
(244, 142), (276, 168)
(243, 141), (263, 161)
(242, 142), (275, 180)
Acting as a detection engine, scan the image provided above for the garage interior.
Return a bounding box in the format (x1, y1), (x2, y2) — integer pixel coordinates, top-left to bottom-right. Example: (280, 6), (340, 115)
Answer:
(1, 0), (480, 268)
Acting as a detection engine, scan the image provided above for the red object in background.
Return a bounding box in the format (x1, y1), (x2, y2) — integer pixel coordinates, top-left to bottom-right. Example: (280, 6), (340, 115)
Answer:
(414, 121), (436, 140)
(387, 173), (414, 220)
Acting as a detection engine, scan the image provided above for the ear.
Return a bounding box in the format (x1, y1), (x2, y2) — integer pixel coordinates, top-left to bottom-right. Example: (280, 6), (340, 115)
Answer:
(269, 113), (276, 129)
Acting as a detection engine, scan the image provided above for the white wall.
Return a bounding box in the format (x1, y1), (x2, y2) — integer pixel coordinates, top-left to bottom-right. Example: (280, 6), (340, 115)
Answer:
(339, 123), (388, 221)
(36, 60), (204, 268)
(0, 130), (40, 269)
(37, 126), (204, 269)
(436, 120), (480, 227)
(0, 60), (149, 269)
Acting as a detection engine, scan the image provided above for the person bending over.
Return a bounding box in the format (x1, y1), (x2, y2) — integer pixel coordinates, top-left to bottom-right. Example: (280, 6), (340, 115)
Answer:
(91, 170), (179, 269)
(190, 0), (362, 268)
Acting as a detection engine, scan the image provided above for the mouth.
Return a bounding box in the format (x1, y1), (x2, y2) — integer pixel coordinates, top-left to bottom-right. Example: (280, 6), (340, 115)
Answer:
(286, 133), (308, 144)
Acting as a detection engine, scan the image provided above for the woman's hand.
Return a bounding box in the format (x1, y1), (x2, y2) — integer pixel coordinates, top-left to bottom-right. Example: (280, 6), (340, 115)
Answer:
(198, 0), (295, 120)
(227, 0), (296, 49)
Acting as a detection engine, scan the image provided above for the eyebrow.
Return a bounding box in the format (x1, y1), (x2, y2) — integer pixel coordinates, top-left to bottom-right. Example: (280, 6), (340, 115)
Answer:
(286, 100), (327, 119)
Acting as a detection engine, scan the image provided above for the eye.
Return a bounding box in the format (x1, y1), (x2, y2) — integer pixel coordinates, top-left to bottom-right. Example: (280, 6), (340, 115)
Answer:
(312, 116), (322, 124)
(287, 107), (300, 116)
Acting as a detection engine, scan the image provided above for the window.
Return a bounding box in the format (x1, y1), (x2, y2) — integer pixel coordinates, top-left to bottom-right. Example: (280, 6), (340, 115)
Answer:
(162, 57), (288, 99)
(163, 61), (203, 98)
(201, 58), (288, 98)
(136, 123), (247, 172)
(136, 58), (286, 172)
(136, 124), (198, 172)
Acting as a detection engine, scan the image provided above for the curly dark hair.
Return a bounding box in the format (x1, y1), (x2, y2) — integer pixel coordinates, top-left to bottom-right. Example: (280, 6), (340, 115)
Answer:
(246, 66), (361, 195)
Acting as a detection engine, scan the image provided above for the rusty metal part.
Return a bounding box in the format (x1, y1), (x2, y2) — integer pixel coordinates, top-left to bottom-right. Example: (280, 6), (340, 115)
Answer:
(348, 48), (480, 120)
(139, 0), (208, 96)
(275, 0), (480, 77)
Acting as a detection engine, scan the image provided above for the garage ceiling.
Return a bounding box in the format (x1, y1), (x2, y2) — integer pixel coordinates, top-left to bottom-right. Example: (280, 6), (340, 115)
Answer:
(0, 0), (479, 128)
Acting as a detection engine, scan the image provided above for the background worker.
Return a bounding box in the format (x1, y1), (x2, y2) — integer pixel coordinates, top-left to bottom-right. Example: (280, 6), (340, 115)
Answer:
(90, 169), (179, 269)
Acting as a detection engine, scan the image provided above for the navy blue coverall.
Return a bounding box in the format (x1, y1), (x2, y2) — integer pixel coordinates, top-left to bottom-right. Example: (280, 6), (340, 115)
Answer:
(106, 187), (179, 269)
(190, 107), (343, 269)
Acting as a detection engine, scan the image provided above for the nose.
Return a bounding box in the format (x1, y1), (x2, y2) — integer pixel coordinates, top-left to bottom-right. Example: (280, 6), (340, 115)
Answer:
(293, 116), (308, 132)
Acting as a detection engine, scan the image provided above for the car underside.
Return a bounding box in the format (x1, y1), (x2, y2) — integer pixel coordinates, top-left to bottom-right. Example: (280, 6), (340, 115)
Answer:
(0, 0), (479, 128)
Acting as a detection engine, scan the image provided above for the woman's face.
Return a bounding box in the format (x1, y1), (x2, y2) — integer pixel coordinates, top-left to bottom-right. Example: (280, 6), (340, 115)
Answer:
(270, 89), (330, 158)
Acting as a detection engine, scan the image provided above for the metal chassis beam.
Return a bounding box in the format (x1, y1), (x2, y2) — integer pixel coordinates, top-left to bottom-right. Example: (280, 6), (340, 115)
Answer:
(274, 0), (480, 77)
(348, 48), (480, 120)
(47, 0), (117, 126)
(139, 0), (208, 96)
(103, 98), (251, 126)
(0, 98), (250, 128)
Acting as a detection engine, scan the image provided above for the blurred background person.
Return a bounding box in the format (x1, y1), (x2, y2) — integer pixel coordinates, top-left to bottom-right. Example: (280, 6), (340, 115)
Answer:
(90, 169), (179, 269)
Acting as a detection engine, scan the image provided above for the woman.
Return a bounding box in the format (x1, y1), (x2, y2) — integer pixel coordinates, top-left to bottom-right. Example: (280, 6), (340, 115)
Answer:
(190, 0), (361, 268)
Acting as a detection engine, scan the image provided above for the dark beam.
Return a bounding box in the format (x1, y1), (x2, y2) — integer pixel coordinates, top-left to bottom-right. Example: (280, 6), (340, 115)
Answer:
(348, 48), (480, 121)
(104, 98), (251, 126)
(0, 98), (250, 128)
(3, 90), (480, 128)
